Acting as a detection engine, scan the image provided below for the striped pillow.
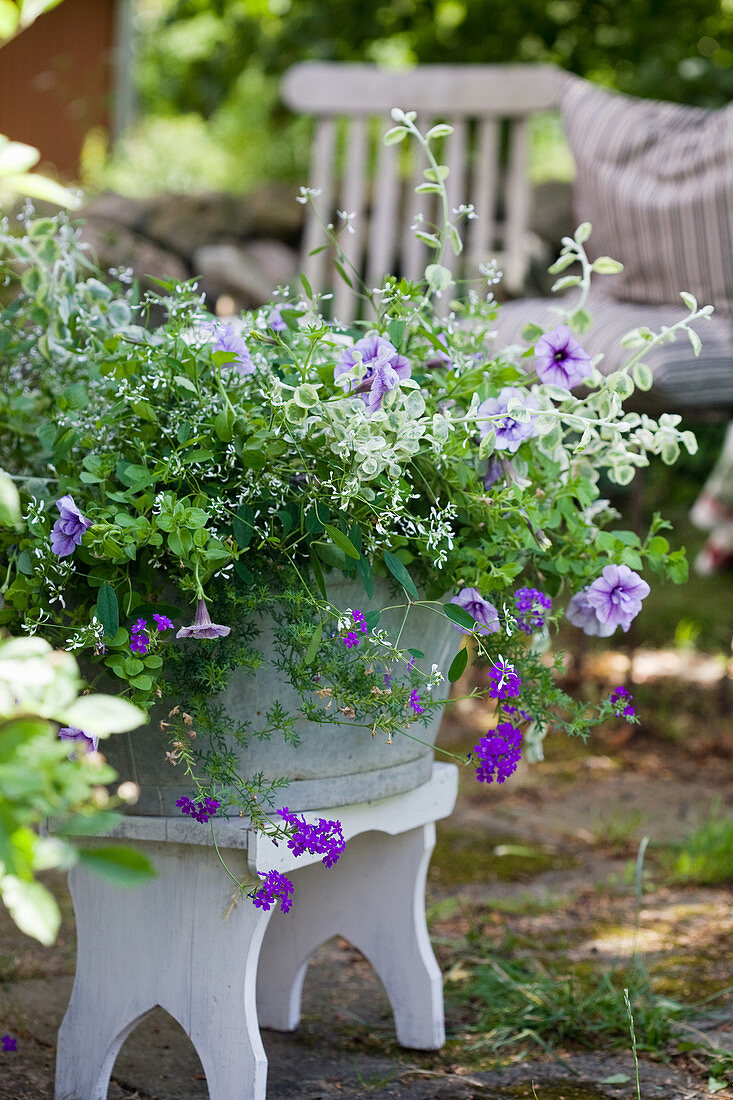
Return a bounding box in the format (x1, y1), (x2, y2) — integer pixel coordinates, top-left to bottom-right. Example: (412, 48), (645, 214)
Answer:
(562, 77), (733, 318)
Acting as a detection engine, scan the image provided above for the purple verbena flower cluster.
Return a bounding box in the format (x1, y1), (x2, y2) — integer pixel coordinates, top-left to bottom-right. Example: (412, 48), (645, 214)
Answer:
(2, 1035), (17, 1052)
(409, 689), (426, 715)
(277, 807), (345, 868)
(251, 869), (294, 914)
(50, 495), (91, 558)
(58, 726), (99, 754)
(514, 587), (552, 635)
(176, 795), (221, 823)
(342, 609), (368, 648)
(353, 608), (368, 634)
(343, 631), (359, 649)
(130, 617), (150, 655)
(473, 722), (523, 784)
(153, 612), (174, 631)
(609, 685), (636, 718)
(566, 565), (650, 636)
(487, 657), (522, 702)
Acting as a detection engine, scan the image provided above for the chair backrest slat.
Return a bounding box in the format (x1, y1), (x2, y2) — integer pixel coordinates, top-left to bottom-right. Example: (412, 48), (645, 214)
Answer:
(282, 62), (565, 313)
(332, 117), (369, 323)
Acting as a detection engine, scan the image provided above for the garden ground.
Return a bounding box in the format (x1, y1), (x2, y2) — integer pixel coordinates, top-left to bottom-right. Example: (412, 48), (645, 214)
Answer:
(0, 642), (731, 1100)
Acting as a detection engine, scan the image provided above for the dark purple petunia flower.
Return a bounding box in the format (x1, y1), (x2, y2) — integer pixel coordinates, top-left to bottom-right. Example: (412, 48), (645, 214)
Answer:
(208, 322), (254, 375)
(565, 588), (616, 637)
(50, 495), (92, 558)
(534, 324), (591, 390)
(585, 564), (650, 633)
(334, 334), (411, 413)
(58, 726), (99, 754)
(450, 587), (500, 636)
(483, 455), (505, 489)
(476, 386), (539, 453)
(176, 598), (231, 640)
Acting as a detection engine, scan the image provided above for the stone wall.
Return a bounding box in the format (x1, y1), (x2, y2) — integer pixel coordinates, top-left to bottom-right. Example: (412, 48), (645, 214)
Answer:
(76, 180), (573, 312)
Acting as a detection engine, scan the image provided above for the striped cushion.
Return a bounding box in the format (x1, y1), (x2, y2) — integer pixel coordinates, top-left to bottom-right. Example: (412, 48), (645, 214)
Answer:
(492, 289), (733, 411)
(562, 77), (733, 318)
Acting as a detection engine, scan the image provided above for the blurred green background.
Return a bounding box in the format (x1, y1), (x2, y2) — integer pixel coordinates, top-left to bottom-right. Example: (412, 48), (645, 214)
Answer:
(85, 0), (733, 196)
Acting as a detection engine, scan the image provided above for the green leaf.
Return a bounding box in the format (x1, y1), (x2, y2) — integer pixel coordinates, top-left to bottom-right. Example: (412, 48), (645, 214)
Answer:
(78, 845), (157, 886)
(16, 550), (32, 575)
(425, 264), (452, 292)
(323, 523), (360, 560)
(442, 602), (477, 630)
(592, 256), (624, 275)
(130, 674), (153, 691)
(448, 646), (468, 682)
(364, 609), (380, 631)
(1, 876), (60, 945)
(600, 1075), (631, 1085)
(414, 182), (443, 194)
(357, 555), (374, 600)
(383, 551), (419, 600)
(551, 274), (582, 292)
(574, 221), (592, 243)
(425, 123), (453, 140)
(96, 582), (119, 639)
(304, 621), (322, 666)
(310, 550), (327, 600)
(383, 126), (408, 145)
(173, 374), (197, 393)
(64, 695), (145, 737)
(0, 471), (20, 526)
(300, 272), (313, 298)
(387, 320), (405, 349)
(232, 504), (254, 548)
(213, 407), (234, 442)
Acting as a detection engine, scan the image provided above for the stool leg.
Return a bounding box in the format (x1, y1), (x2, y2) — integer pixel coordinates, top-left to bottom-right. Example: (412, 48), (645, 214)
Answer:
(257, 824), (444, 1049)
(57, 841), (272, 1100)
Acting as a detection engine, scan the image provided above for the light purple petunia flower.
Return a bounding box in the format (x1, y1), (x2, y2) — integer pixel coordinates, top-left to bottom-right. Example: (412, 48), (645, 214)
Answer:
(334, 334), (411, 413)
(534, 325), (591, 390)
(585, 564), (650, 633)
(267, 308), (287, 332)
(565, 588), (616, 637)
(50, 495), (92, 558)
(58, 726), (99, 754)
(476, 386), (539, 453)
(176, 598), (231, 640)
(450, 587), (501, 636)
(208, 322), (254, 375)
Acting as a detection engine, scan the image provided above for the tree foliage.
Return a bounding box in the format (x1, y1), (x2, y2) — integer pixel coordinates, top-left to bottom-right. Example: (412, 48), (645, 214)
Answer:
(140, 0), (733, 119)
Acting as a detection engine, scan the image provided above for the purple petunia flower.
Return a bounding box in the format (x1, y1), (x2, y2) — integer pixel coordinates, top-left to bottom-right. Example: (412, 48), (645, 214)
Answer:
(473, 721), (522, 784)
(477, 386), (539, 453)
(514, 587), (552, 635)
(488, 657), (521, 702)
(267, 308), (287, 332)
(208, 322), (254, 375)
(176, 598), (231, 640)
(153, 613), (174, 631)
(483, 455), (505, 490)
(334, 334), (412, 413)
(565, 588), (616, 637)
(450, 587), (500, 636)
(277, 807), (345, 868)
(50, 495), (92, 558)
(1, 1035), (17, 1052)
(409, 689), (426, 715)
(58, 726), (99, 754)
(585, 564), (650, 633)
(609, 685), (636, 718)
(534, 324), (591, 390)
(252, 869), (295, 914)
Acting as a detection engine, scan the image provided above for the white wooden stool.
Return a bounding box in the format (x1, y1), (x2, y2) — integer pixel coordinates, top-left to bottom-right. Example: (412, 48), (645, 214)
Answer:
(55, 762), (458, 1100)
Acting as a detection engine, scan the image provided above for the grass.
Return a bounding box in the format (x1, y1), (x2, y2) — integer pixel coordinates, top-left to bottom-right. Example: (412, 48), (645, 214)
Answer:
(665, 809), (733, 887)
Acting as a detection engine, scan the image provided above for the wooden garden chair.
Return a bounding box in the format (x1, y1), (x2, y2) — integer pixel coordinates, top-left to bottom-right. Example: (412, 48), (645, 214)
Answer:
(281, 62), (565, 322)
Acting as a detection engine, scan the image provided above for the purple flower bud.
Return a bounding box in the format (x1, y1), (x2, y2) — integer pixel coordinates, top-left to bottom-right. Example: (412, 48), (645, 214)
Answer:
(176, 598), (231, 640)
(50, 495), (92, 557)
(534, 325), (591, 390)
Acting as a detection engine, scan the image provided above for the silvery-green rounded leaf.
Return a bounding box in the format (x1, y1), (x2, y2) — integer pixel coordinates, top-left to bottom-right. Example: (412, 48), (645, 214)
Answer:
(384, 126), (408, 145)
(574, 222), (592, 243)
(632, 362), (653, 391)
(293, 383), (320, 408)
(64, 694), (146, 737)
(542, 383), (573, 402)
(591, 256), (624, 275)
(0, 470), (20, 526)
(551, 274), (582, 293)
(681, 430), (698, 455)
(478, 429), (495, 458)
(609, 372), (634, 400)
(610, 464), (635, 485)
(506, 399), (531, 422)
(404, 390), (425, 417)
(661, 442), (680, 465)
(679, 291), (698, 312)
(284, 399), (308, 423)
(425, 264), (452, 291)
